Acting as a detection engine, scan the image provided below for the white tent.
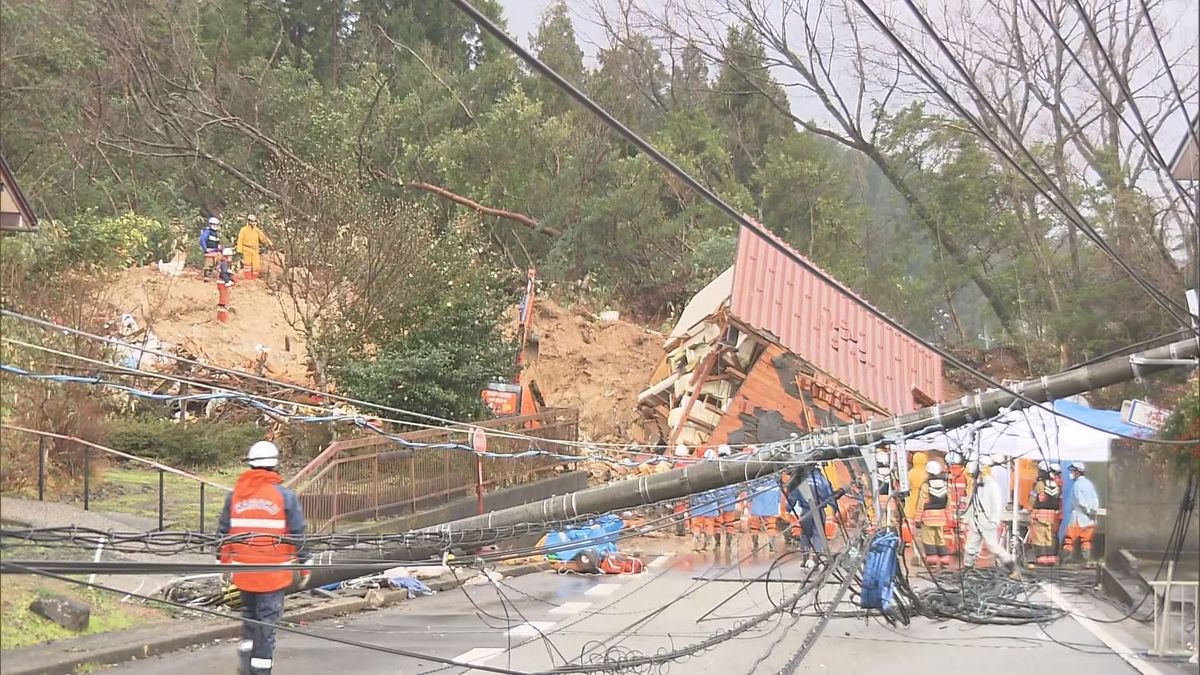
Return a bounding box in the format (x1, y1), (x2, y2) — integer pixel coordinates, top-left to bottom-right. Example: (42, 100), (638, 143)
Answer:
(906, 404), (1115, 463)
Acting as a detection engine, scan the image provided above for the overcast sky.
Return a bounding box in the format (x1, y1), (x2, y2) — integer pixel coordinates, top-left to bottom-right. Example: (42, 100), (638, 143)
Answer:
(495, 0), (1198, 153)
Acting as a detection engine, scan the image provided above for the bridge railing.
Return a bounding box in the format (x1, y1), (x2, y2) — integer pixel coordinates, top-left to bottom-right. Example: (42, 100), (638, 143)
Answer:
(291, 409), (580, 532)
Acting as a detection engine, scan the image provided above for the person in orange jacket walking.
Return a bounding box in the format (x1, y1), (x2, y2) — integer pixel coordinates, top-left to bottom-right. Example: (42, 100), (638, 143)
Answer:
(218, 441), (311, 675)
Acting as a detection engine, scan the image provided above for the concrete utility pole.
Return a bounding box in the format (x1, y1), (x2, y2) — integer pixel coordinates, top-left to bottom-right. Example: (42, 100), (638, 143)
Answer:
(426, 337), (1198, 534)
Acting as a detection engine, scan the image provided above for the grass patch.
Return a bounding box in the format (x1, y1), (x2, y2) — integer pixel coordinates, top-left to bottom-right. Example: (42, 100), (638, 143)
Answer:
(0, 576), (166, 651)
(87, 465), (238, 530)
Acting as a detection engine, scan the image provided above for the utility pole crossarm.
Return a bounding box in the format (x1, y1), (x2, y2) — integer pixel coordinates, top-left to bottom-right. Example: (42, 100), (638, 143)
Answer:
(426, 338), (1199, 534)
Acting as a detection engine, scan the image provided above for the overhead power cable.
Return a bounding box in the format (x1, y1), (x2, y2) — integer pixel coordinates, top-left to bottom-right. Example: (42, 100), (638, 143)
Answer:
(1062, 0), (1196, 207)
(2, 335), (737, 455)
(873, 0), (1197, 332)
(442, 0), (1198, 445)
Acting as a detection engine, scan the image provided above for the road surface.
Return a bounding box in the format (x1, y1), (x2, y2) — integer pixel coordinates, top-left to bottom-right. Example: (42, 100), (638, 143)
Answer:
(107, 545), (1175, 675)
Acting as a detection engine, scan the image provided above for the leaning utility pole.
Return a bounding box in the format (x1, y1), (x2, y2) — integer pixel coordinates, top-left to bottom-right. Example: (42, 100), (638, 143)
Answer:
(425, 338), (1198, 534)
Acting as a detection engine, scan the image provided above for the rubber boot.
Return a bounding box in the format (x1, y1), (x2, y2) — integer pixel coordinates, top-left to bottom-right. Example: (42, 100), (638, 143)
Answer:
(767, 536), (778, 553)
(751, 534), (760, 550)
(691, 532), (702, 552)
(724, 534), (734, 554)
(712, 532), (721, 551)
(700, 533), (710, 552)
(1004, 560), (1021, 580)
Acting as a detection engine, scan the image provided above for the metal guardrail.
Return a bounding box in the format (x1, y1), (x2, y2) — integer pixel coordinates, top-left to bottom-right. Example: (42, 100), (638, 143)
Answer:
(1148, 561), (1199, 662)
(290, 409), (580, 532)
(1, 425), (231, 532)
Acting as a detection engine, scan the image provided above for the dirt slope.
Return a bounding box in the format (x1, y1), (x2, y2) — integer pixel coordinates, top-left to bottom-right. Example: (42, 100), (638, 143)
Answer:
(106, 267), (663, 441)
(523, 299), (664, 442)
(107, 266), (312, 383)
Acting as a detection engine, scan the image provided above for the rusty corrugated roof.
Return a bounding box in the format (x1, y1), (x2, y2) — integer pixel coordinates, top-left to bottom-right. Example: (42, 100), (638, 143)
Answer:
(730, 223), (943, 415)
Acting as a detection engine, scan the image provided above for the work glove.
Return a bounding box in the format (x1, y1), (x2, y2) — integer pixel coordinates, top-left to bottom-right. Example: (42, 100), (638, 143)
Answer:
(295, 559), (313, 590)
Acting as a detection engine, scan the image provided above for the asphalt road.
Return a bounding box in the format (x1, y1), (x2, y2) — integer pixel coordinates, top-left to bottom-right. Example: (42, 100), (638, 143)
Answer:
(106, 543), (1166, 675)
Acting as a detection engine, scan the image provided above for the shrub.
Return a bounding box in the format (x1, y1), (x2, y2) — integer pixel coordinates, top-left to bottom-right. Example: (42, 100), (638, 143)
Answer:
(106, 419), (263, 469)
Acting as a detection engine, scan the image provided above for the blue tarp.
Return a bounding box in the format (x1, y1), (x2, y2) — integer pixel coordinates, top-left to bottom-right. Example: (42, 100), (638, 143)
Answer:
(544, 514), (624, 562)
(1052, 400), (1151, 439)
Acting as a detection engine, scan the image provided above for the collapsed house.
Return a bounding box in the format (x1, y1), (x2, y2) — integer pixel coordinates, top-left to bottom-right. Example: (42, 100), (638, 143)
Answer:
(637, 224), (944, 449)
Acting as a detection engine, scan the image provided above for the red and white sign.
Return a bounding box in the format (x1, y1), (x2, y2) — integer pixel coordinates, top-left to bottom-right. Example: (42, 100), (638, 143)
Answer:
(472, 428), (488, 454)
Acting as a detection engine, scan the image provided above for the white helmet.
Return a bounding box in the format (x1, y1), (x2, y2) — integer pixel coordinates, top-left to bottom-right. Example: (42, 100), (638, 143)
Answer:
(674, 445), (690, 458)
(717, 444), (732, 457)
(221, 247), (234, 256)
(246, 441), (279, 468)
(1069, 461), (1086, 474)
(874, 450), (891, 466)
(991, 452), (1008, 465)
(1037, 460), (1049, 472)
(945, 450), (964, 466)
(966, 460), (979, 475)
(925, 460), (943, 476)
(207, 216), (221, 226)
(1049, 463), (1062, 475)
(703, 448), (718, 460)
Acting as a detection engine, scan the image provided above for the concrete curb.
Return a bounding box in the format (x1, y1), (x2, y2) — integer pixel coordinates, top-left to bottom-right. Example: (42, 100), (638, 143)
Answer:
(1, 561), (553, 675)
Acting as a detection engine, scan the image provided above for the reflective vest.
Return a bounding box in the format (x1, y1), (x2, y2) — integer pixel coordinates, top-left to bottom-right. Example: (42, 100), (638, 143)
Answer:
(1032, 477), (1061, 512)
(919, 479), (949, 527)
(222, 469), (296, 592)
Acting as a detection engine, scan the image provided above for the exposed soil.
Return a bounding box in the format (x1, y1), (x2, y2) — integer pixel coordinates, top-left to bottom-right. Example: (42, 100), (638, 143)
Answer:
(523, 299), (664, 442)
(105, 267), (665, 443)
(108, 265), (312, 384)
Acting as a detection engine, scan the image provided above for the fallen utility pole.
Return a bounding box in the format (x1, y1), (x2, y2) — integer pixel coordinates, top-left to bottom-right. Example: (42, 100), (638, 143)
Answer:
(425, 337), (1198, 534)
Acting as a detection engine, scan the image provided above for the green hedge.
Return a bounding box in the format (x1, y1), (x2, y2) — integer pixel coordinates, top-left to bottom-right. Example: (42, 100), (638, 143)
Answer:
(106, 419), (263, 469)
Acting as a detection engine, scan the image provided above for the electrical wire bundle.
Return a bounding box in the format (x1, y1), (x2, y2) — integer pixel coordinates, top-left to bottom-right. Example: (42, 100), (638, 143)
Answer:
(902, 567), (1066, 625)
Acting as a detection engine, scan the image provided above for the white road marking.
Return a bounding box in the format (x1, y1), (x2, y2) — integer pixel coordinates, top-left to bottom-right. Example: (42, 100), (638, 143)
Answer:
(647, 554), (673, 570)
(507, 621), (556, 638)
(1042, 583), (1168, 675)
(452, 647), (505, 665)
(549, 601), (592, 615)
(585, 583), (620, 597)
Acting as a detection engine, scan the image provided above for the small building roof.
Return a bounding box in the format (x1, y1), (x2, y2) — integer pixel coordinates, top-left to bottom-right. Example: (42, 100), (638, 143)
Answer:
(1168, 116), (1199, 181)
(0, 154), (38, 232)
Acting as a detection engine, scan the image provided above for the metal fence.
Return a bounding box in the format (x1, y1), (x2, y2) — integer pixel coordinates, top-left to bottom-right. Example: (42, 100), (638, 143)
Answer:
(1, 425), (231, 532)
(291, 409), (580, 532)
(1148, 561), (1199, 662)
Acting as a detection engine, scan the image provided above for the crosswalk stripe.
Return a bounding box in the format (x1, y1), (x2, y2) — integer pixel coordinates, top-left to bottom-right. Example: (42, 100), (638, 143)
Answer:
(585, 583), (620, 597)
(549, 601), (592, 615)
(451, 647), (505, 665)
(647, 554), (673, 570)
(507, 621), (556, 638)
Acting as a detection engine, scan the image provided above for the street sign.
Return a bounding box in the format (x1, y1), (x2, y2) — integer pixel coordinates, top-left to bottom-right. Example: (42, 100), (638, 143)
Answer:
(1120, 399), (1169, 431)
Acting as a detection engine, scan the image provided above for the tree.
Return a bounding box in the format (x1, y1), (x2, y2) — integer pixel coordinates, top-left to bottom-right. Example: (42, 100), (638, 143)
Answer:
(529, 1), (586, 116)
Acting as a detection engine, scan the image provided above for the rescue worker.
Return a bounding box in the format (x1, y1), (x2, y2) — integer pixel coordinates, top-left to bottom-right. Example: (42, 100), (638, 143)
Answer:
(672, 445), (692, 536)
(1029, 461), (1062, 567)
(962, 460), (1019, 577)
(904, 452), (929, 561)
(199, 217), (222, 279)
(218, 248), (236, 285)
(786, 464), (838, 566)
(747, 472), (783, 553)
(915, 460), (951, 569)
(990, 452), (1012, 510)
(236, 214), (273, 280)
(714, 445), (740, 553)
(945, 450), (973, 563)
(218, 441), (311, 675)
(1063, 462), (1100, 566)
(690, 450), (721, 551)
(1049, 463), (1065, 544)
